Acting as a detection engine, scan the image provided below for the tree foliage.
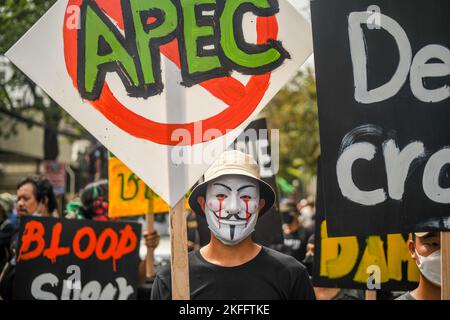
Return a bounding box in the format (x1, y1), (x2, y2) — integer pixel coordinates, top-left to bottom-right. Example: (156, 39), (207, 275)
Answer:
(0, 0), (87, 160)
(265, 67), (320, 187)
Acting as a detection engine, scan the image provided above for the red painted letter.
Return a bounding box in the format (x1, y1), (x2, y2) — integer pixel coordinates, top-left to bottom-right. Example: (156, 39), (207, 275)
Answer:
(43, 223), (70, 263)
(18, 221), (46, 261)
(73, 227), (96, 259)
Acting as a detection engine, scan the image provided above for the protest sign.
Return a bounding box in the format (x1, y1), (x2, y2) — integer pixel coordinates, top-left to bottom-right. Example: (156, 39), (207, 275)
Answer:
(311, 0), (450, 236)
(13, 216), (141, 300)
(108, 155), (189, 218)
(43, 161), (66, 196)
(314, 220), (420, 291)
(232, 117), (283, 246)
(6, 0), (312, 207)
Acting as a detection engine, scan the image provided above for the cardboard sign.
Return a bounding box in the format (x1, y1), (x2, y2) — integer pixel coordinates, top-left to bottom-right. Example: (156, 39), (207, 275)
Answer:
(311, 0), (450, 236)
(313, 165), (420, 291)
(6, 0), (312, 206)
(43, 161), (66, 196)
(313, 220), (420, 291)
(108, 155), (187, 217)
(13, 216), (141, 300)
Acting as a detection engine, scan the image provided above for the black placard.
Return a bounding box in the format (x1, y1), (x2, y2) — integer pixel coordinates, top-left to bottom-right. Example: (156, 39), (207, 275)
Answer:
(313, 163), (419, 291)
(13, 216), (141, 300)
(233, 117), (283, 246)
(311, 0), (450, 236)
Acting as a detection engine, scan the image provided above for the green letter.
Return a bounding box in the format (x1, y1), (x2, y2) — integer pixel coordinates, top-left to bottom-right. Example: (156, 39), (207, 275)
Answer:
(180, 0), (224, 83)
(128, 0), (178, 87)
(119, 173), (140, 201)
(81, 2), (139, 100)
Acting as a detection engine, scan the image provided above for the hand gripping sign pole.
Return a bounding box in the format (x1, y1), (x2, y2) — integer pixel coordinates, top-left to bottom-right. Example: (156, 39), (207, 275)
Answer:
(442, 232), (450, 300)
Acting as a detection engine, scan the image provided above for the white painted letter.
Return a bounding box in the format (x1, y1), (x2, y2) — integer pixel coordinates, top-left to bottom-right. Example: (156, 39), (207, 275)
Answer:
(423, 148), (450, 203)
(99, 283), (118, 300)
(383, 140), (425, 200)
(116, 277), (134, 300)
(410, 44), (450, 103)
(337, 142), (386, 205)
(31, 273), (58, 300)
(348, 11), (412, 104)
(80, 281), (102, 300)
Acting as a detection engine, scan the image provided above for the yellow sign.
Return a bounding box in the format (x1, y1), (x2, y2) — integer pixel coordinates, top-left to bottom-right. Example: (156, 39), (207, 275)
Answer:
(108, 157), (189, 218)
(320, 221), (420, 284)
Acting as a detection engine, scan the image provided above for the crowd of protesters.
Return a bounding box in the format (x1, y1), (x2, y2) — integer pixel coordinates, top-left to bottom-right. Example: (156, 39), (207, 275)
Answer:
(0, 174), (159, 300)
(0, 152), (443, 300)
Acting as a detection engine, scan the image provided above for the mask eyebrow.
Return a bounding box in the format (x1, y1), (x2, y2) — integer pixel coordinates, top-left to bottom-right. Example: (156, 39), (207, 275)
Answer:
(212, 183), (232, 191)
(237, 185), (256, 192)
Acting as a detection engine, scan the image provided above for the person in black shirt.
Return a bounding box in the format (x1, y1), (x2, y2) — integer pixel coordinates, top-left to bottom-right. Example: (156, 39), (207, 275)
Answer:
(151, 150), (315, 300)
(0, 194), (15, 272)
(88, 142), (109, 182)
(152, 245), (314, 300)
(280, 199), (312, 263)
(0, 176), (58, 299)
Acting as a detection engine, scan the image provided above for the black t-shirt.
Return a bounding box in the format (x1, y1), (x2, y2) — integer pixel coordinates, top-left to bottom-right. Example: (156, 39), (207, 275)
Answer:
(151, 246), (316, 300)
(283, 225), (314, 263)
(283, 229), (304, 262)
(0, 219), (15, 270)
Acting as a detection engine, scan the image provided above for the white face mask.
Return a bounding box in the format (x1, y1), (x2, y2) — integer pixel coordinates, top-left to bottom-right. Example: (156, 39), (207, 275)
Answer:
(204, 175), (260, 246)
(416, 249), (441, 287)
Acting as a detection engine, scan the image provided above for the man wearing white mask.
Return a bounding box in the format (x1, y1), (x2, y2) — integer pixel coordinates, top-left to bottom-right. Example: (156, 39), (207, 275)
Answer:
(151, 150), (315, 300)
(397, 231), (441, 300)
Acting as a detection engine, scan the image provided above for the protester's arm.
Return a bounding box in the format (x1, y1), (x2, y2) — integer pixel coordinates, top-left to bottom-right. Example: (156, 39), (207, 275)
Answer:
(138, 260), (147, 286)
(138, 230), (160, 285)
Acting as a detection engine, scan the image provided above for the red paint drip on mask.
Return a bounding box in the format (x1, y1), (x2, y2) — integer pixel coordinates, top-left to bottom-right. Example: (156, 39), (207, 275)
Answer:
(244, 200), (250, 227)
(218, 198), (224, 229)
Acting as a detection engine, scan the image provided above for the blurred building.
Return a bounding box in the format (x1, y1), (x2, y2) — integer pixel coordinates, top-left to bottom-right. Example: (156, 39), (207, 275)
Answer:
(0, 56), (95, 195)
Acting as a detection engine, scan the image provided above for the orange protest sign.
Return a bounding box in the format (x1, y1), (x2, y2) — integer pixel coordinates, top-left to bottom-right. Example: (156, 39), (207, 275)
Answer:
(108, 157), (188, 218)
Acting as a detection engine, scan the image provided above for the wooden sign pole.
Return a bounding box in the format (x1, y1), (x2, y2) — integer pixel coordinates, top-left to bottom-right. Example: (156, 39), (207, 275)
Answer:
(170, 198), (190, 300)
(441, 232), (450, 300)
(365, 290), (377, 300)
(145, 192), (155, 278)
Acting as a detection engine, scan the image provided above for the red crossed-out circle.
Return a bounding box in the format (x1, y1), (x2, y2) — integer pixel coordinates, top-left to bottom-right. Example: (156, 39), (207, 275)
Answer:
(64, 0), (278, 146)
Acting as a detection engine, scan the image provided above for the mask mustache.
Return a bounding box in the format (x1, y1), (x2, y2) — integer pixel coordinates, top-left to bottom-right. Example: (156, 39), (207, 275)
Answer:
(211, 210), (250, 221)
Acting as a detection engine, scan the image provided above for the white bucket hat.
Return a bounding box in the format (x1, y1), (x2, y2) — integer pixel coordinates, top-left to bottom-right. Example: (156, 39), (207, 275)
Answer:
(415, 232), (430, 238)
(188, 150), (276, 217)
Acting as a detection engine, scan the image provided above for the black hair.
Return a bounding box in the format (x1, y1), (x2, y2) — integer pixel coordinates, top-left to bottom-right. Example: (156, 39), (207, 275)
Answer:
(17, 175), (57, 213)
